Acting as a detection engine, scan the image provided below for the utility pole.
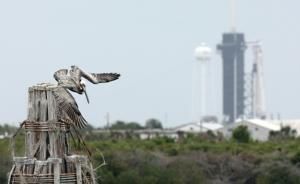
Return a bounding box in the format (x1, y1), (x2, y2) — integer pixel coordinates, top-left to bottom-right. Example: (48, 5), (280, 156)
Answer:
(105, 112), (110, 129)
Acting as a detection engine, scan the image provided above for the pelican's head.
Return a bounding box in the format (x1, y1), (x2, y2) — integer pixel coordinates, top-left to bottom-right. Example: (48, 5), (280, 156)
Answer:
(79, 80), (86, 91)
(80, 80), (90, 104)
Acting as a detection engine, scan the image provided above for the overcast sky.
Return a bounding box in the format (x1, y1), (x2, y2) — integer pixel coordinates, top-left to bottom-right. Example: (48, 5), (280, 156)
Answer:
(0, 1), (299, 127)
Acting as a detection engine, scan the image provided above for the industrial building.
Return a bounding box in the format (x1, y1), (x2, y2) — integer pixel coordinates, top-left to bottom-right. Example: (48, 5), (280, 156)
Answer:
(219, 119), (280, 141)
(219, 119), (300, 141)
(173, 122), (223, 134)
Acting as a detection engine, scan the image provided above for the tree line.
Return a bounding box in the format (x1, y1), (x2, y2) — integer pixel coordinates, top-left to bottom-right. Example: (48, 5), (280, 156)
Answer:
(106, 118), (163, 130)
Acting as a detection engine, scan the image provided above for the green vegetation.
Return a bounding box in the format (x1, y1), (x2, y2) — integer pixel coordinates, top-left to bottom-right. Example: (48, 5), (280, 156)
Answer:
(269, 126), (297, 141)
(232, 125), (251, 143)
(145, 119), (163, 129)
(110, 118), (163, 130)
(1, 124), (300, 183)
(89, 136), (300, 184)
(0, 124), (17, 135)
(110, 121), (143, 130)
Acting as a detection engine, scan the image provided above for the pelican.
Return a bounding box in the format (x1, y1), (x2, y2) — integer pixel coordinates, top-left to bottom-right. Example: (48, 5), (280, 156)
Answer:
(53, 65), (120, 128)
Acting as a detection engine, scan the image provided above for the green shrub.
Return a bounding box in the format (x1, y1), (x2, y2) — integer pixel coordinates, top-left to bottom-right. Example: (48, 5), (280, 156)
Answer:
(166, 147), (178, 156)
(291, 151), (300, 165)
(256, 164), (300, 184)
(116, 170), (142, 184)
(232, 125), (251, 143)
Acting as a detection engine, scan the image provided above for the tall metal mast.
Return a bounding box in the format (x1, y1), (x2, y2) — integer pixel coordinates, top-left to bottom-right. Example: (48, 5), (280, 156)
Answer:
(230, 0), (236, 32)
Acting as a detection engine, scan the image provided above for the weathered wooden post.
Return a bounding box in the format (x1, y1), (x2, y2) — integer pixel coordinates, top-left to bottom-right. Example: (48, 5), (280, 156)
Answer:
(8, 83), (96, 184)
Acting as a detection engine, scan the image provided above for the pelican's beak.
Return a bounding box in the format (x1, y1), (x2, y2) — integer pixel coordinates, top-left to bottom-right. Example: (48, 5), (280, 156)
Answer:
(81, 82), (90, 104)
(84, 88), (90, 104)
(80, 80), (89, 104)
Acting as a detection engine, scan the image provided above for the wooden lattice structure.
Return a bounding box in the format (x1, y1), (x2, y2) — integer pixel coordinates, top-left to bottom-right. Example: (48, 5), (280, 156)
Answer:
(8, 83), (96, 184)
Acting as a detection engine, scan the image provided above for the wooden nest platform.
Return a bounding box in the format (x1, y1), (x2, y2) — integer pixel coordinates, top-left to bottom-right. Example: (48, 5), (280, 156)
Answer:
(8, 84), (96, 184)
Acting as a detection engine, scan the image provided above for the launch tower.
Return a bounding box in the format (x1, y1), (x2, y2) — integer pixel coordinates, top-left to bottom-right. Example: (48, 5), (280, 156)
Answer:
(217, 33), (246, 123)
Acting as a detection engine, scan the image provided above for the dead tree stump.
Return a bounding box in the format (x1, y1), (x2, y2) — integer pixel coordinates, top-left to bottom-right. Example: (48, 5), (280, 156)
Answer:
(8, 83), (96, 184)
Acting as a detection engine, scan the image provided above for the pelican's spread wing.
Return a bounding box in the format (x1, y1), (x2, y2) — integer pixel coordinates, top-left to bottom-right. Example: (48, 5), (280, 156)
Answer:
(90, 73), (120, 83)
(80, 70), (120, 84)
(53, 88), (88, 128)
(61, 101), (88, 129)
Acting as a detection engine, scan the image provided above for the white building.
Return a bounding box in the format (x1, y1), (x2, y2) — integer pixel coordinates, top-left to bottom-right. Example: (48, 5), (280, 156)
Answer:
(219, 119), (300, 141)
(92, 119), (300, 141)
(173, 122), (223, 133)
(0, 131), (10, 139)
(136, 129), (178, 140)
(271, 119), (300, 136)
(219, 119), (280, 141)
